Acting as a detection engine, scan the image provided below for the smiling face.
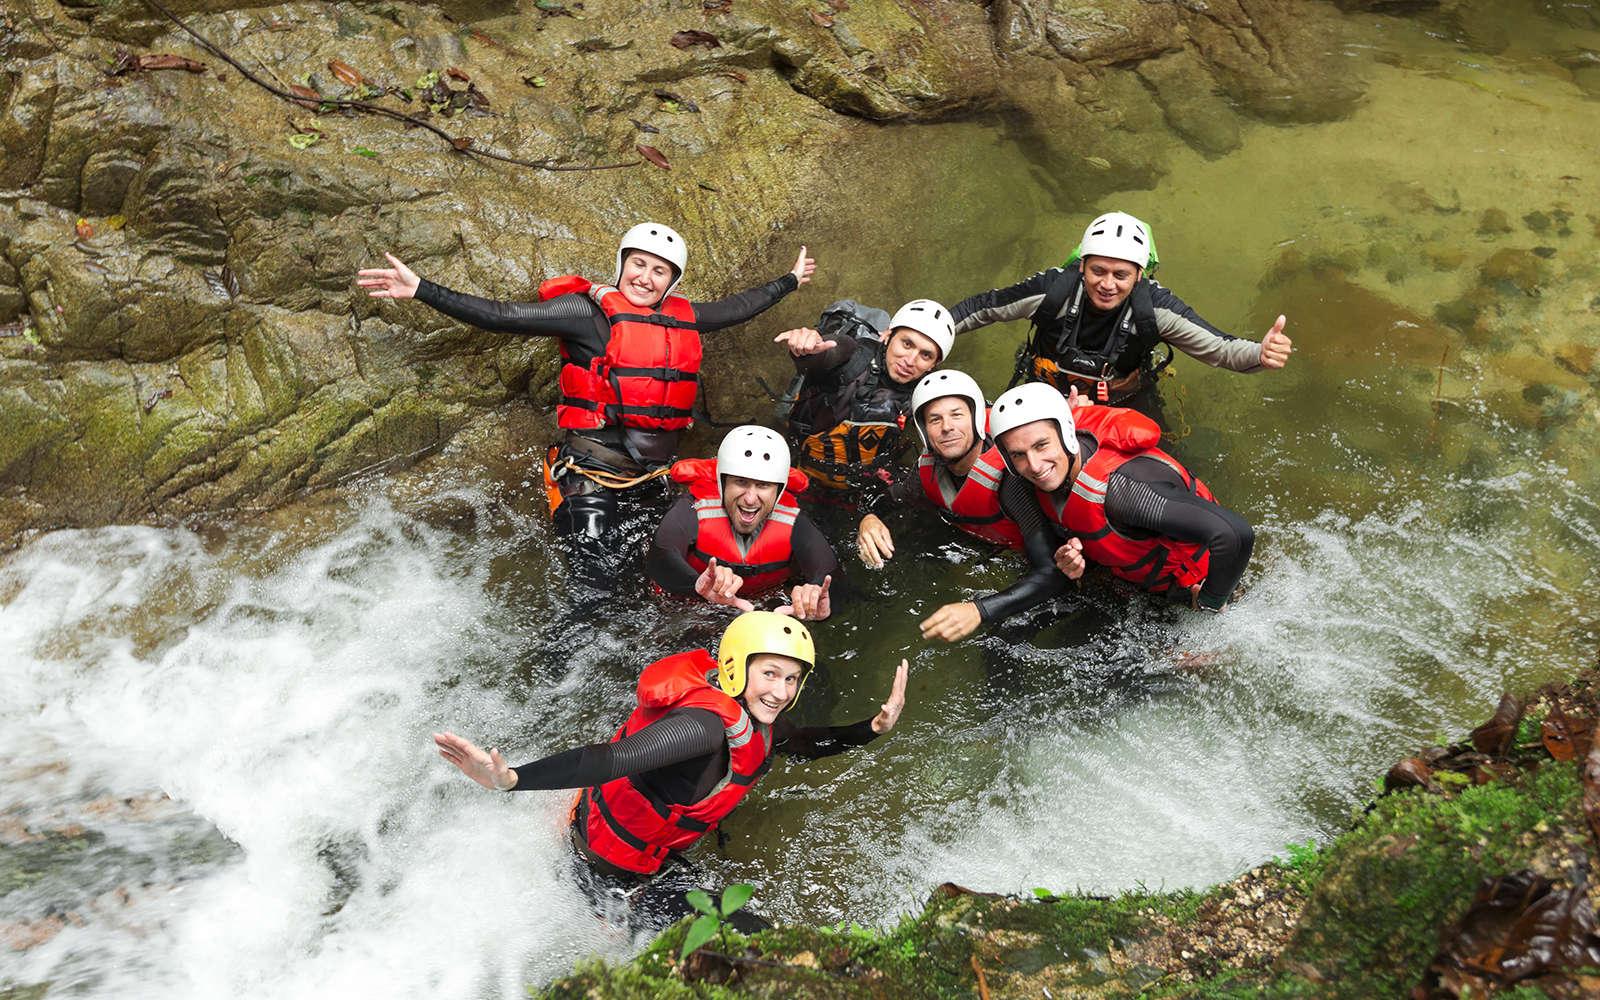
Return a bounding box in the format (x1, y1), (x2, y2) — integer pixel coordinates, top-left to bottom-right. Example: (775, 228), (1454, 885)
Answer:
(740, 652), (805, 724)
(883, 328), (941, 385)
(921, 396), (978, 463)
(617, 249), (679, 308)
(1079, 255), (1142, 313)
(722, 476), (782, 536)
(998, 419), (1077, 493)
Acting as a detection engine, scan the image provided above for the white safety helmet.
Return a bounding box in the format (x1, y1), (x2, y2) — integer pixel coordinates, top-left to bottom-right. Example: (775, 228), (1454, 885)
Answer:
(911, 369), (987, 453)
(887, 299), (955, 361)
(1079, 212), (1151, 270)
(716, 425), (790, 490)
(987, 382), (1079, 476)
(614, 222), (688, 297)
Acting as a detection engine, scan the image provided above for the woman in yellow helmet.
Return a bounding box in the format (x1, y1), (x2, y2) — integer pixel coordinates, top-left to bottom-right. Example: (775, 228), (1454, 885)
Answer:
(434, 611), (908, 930)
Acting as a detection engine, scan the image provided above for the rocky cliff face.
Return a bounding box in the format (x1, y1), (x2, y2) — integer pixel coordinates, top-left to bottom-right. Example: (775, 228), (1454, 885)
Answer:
(0, 0), (1358, 539)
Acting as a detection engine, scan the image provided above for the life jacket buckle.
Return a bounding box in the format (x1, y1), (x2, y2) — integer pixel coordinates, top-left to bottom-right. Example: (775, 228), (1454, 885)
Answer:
(1096, 380), (1109, 402)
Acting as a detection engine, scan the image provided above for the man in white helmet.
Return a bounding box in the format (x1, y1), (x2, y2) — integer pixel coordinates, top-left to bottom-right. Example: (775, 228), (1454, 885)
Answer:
(647, 426), (842, 620)
(950, 211), (1291, 409)
(358, 225), (816, 592)
(770, 298), (955, 507)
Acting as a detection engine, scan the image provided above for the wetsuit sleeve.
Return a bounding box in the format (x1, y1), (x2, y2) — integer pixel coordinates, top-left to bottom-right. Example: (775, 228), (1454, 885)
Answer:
(770, 716), (880, 760)
(1103, 457), (1255, 610)
(414, 279), (601, 339)
(972, 474), (1070, 623)
(645, 495), (702, 594)
(690, 273), (799, 331)
(951, 269), (1058, 335)
(509, 707), (726, 790)
(857, 472), (927, 517)
(1147, 282), (1265, 373)
(790, 511), (847, 604)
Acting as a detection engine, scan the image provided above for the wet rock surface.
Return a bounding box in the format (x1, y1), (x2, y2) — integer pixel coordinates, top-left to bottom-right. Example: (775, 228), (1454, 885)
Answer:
(1, 0), (1357, 540)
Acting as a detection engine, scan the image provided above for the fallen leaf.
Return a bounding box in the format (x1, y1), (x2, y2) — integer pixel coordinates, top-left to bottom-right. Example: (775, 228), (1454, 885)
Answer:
(328, 60), (367, 89)
(629, 118), (660, 133)
(721, 69), (747, 83)
(106, 215), (126, 230)
(144, 388), (173, 411)
(450, 136), (475, 150)
(469, 29), (507, 49)
(1497, 878), (1600, 982)
(637, 144), (670, 169)
(522, 75), (548, 87)
(137, 54), (208, 72)
(288, 84), (322, 111)
(1584, 737), (1600, 849)
(809, 10), (834, 26)
(220, 264), (239, 299)
(828, 0), (849, 7)
(698, 180), (717, 191)
(353, 146), (378, 157)
(447, 67), (471, 82)
(1471, 694), (1523, 756)
(287, 132), (320, 149)
(671, 30), (722, 49)
(1384, 758), (1438, 794)
(1543, 706), (1594, 762)
(75, 219), (93, 239)
(535, 0), (565, 9)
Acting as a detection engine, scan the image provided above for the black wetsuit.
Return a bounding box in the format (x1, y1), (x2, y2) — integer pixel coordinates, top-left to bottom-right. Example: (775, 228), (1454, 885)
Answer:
(414, 274), (797, 590)
(646, 495), (846, 606)
(510, 708), (878, 930)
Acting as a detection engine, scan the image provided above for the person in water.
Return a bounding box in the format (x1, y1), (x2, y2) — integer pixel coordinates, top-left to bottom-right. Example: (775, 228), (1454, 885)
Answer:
(775, 299), (955, 507)
(433, 610), (909, 931)
(929, 382), (1253, 638)
(357, 224), (815, 591)
(951, 212), (1292, 408)
(648, 426), (842, 621)
(831, 369), (1086, 643)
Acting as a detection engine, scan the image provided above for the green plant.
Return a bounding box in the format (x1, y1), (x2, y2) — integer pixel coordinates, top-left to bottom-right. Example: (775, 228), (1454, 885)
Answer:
(680, 884), (753, 957)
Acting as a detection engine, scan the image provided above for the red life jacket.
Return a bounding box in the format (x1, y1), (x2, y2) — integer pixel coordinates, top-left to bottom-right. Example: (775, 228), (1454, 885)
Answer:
(670, 459), (809, 595)
(917, 446), (1024, 550)
(578, 649), (771, 874)
(1036, 406), (1212, 592)
(539, 275), (703, 432)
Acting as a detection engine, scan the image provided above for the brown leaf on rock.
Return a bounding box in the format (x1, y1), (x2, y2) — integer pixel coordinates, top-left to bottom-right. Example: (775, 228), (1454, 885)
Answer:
(1385, 758), (1439, 793)
(671, 30), (722, 49)
(1495, 878), (1600, 983)
(450, 136), (474, 150)
(144, 388), (173, 412)
(808, 10), (834, 26)
(469, 29), (507, 49)
(75, 220), (93, 239)
(447, 67), (470, 82)
(720, 69), (747, 83)
(1470, 694), (1523, 756)
(1584, 738), (1600, 849)
(138, 54), (208, 72)
(828, 0), (849, 9)
(288, 84), (322, 111)
(629, 118), (660, 134)
(637, 144), (670, 169)
(1543, 705), (1594, 762)
(328, 60), (367, 89)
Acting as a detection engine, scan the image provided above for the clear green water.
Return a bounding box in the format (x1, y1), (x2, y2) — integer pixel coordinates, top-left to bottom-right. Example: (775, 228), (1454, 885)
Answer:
(3, 3), (1599, 996)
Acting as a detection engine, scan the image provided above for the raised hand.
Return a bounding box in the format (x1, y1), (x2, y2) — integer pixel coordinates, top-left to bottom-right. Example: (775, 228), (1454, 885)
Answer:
(778, 574), (832, 621)
(791, 245), (816, 285)
(1259, 316), (1291, 368)
(434, 731), (517, 790)
(774, 326), (837, 357)
(356, 253), (421, 299)
(695, 557), (755, 611)
(871, 659), (910, 734)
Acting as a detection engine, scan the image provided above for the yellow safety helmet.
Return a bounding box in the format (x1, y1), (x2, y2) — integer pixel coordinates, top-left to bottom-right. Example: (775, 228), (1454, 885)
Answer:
(715, 611), (816, 711)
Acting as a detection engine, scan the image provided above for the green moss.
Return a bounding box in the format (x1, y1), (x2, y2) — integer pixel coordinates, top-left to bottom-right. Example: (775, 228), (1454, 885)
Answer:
(1277, 762), (1583, 998)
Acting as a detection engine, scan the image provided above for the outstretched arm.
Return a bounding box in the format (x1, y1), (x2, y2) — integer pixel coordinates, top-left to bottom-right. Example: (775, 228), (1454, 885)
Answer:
(357, 253), (421, 299)
(692, 246), (814, 331)
(772, 658), (909, 759)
